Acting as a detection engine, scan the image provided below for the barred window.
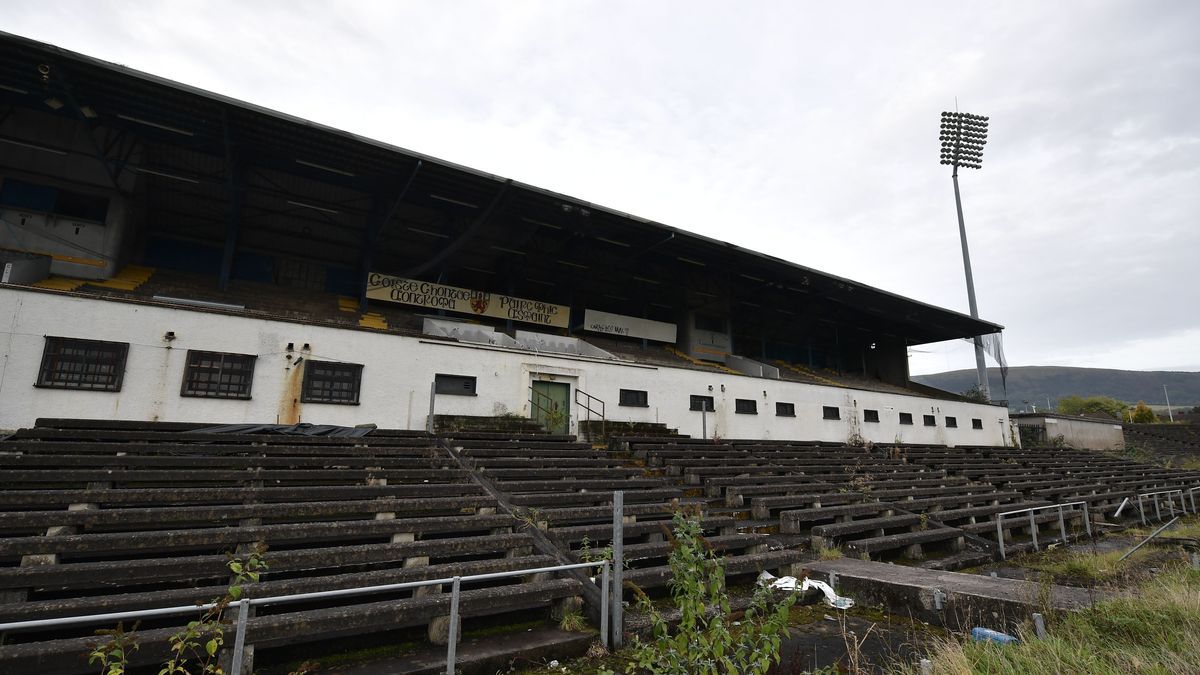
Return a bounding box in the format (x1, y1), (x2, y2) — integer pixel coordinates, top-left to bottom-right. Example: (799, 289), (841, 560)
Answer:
(36, 337), (128, 391)
(181, 350), (256, 399)
(776, 402), (796, 417)
(899, 412), (914, 425)
(735, 398), (757, 414)
(301, 361), (363, 405)
(924, 415), (937, 427)
(864, 409), (880, 423)
(822, 406), (840, 420)
(619, 389), (648, 407)
(690, 395), (715, 412)
(946, 416), (958, 428)
(972, 418), (984, 430)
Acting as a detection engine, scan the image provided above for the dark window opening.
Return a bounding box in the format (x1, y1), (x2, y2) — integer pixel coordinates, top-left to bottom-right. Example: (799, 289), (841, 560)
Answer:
(823, 406), (840, 420)
(301, 361), (363, 405)
(735, 398), (757, 414)
(54, 189), (110, 222)
(864, 409), (880, 423)
(619, 389), (648, 407)
(690, 395), (715, 412)
(36, 337), (128, 391)
(923, 415), (937, 427)
(899, 412), (913, 425)
(776, 402), (796, 417)
(435, 374), (477, 396)
(181, 350), (255, 399)
(972, 418), (984, 430)
(946, 416), (958, 428)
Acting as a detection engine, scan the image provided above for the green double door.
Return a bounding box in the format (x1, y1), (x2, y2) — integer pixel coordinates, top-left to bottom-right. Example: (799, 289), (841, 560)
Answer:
(531, 381), (570, 434)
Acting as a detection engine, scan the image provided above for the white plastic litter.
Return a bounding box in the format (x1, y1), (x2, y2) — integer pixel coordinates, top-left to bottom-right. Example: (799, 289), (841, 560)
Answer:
(758, 571), (855, 609)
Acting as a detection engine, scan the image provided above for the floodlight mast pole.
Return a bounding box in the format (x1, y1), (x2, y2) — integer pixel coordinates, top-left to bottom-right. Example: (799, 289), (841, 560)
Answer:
(940, 111), (991, 400)
(952, 163), (990, 400)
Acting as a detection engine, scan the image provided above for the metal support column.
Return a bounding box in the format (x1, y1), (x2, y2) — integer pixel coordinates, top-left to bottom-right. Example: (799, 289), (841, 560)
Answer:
(600, 562), (610, 650)
(1028, 510), (1038, 551)
(230, 600), (250, 675)
(427, 381), (437, 434)
(360, 160), (422, 312)
(219, 109), (241, 291)
(611, 491), (624, 649)
(446, 576), (462, 674)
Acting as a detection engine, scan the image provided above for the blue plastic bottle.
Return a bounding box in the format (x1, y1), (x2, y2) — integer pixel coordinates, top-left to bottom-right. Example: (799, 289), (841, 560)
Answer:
(971, 627), (1019, 644)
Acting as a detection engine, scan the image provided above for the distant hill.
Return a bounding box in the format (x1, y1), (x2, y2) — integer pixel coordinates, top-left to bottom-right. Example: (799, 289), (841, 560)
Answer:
(912, 366), (1200, 408)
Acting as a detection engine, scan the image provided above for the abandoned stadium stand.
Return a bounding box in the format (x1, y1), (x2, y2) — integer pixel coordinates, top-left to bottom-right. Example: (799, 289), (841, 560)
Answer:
(0, 418), (814, 673)
(4, 415), (1200, 671)
(7, 30), (1198, 673)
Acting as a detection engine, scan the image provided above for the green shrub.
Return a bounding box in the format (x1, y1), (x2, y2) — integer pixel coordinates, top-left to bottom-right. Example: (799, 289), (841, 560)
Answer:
(625, 512), (796, 674)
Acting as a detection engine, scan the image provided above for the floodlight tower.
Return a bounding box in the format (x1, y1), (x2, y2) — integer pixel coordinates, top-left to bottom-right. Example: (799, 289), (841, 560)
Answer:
(940, 110), (991, 400)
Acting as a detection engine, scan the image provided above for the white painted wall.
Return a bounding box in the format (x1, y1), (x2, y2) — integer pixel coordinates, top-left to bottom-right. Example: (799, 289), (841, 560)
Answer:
(0, 287), (1012, 446)
(1015, 415), (1125, 450)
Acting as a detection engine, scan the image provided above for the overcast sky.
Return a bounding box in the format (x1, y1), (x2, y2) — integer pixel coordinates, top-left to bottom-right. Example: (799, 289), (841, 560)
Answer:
(6, 1), (1198, 374)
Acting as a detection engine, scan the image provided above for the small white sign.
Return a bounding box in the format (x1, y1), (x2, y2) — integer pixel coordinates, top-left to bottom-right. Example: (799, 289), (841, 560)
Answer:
(582, 309), (677, 343)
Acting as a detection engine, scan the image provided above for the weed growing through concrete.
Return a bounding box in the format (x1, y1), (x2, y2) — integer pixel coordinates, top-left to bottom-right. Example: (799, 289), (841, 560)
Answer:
(817, 545), (845, 561)
(558, 609), (588, 632)
(88, 543), (270, 675)
(621, 511), (797, 674)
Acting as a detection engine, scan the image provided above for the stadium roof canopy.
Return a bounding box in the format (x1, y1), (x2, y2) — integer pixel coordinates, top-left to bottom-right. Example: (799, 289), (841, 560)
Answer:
(0, 31), (1002, 346)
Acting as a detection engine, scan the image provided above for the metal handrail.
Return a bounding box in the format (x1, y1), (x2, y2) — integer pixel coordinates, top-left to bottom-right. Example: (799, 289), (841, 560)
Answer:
(995, 500), (1091, 560)
(0, 559), (613, 675)
(1136, 488), (1190, 526)
(574, 388), (606, 436)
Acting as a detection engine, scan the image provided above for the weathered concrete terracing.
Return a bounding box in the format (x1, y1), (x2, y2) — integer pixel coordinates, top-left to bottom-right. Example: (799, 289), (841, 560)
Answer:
(804, 558), (1106, 633)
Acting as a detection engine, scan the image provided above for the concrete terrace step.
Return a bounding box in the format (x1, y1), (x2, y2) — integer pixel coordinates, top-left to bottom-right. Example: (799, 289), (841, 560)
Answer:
(804, 557), (1105, 632)
(0, 484), (483, 508)
(0, 554), (560, 622)
(0, 441), (442, 456)
(0, 533), (536, 592)
(10, 428), (427, 446)
(0, 579), (584, 674)
(302, 626), (596, 675)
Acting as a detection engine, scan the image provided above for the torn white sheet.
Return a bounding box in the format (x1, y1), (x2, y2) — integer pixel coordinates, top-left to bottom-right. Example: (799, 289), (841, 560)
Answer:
(758, 571), (855, 609)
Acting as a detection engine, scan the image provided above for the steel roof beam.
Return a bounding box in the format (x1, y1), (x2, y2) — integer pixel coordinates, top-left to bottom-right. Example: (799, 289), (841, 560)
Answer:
(402, 180), (512, 278)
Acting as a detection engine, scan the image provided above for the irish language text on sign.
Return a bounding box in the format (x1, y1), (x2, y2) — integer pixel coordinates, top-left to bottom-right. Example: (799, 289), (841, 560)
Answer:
(366, 273), (569, 328)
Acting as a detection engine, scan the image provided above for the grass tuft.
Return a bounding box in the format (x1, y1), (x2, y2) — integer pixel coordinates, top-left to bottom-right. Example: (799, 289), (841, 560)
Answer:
(558, 609), (587, 632)
(817, 544), (845, 560)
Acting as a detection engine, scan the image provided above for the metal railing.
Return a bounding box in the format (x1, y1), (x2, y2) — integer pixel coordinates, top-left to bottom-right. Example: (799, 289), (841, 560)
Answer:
(1188, 486), (1200, 515)
(995, 501), (1091, 560)
(1136, 489), (1190, 525)
(574, 388), (606, 437)
(0, 560), (613, 675)
(1119, 516), (1180, 562)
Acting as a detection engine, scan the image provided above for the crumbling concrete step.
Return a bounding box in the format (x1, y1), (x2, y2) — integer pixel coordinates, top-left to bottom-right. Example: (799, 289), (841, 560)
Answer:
(804, 557), (1107, 633)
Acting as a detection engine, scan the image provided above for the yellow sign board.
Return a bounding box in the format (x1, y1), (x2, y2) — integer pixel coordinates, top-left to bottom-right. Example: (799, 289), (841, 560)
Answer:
(366, 272), (569, 328)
